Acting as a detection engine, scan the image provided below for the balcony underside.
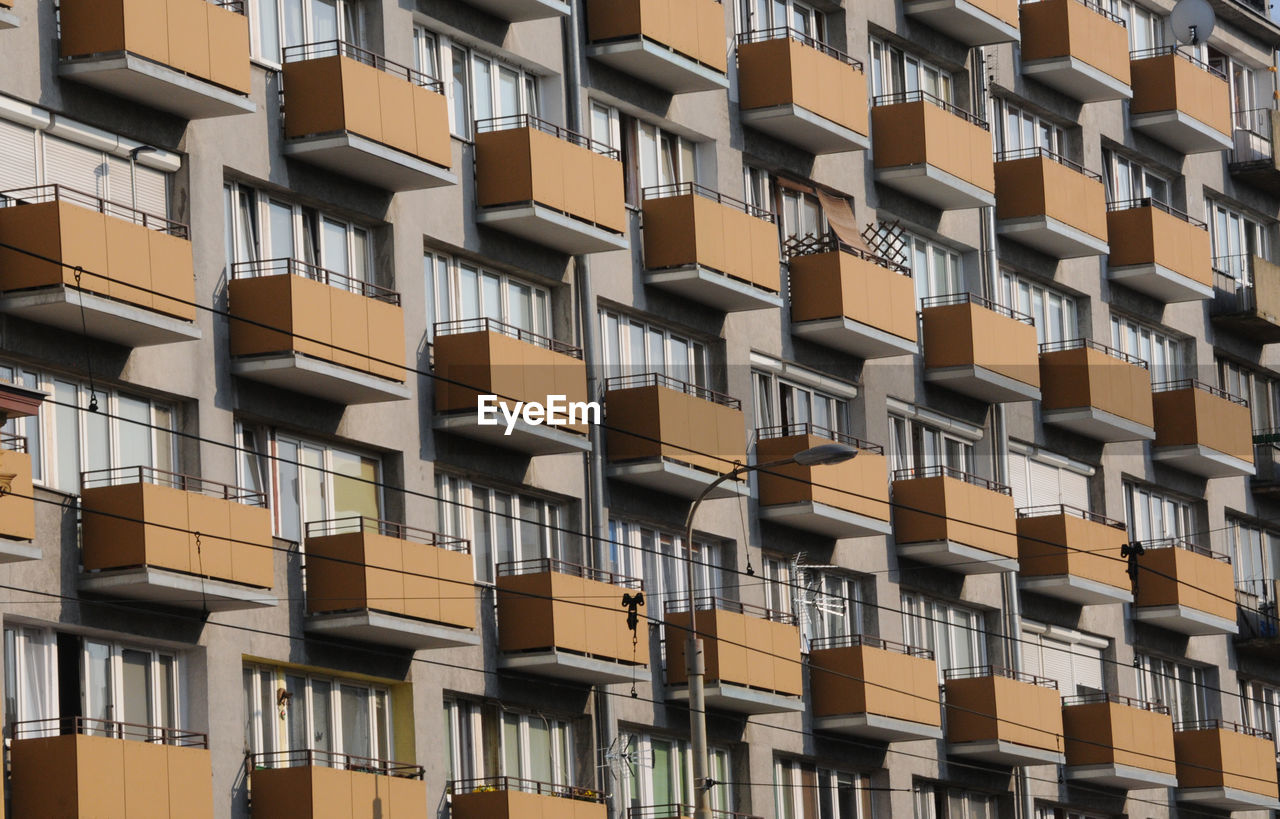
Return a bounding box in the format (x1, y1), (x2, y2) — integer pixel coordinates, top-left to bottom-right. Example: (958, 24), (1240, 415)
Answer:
(792, 317), (917, 359)
(1041, 407), (1155, 442)
(1019, 574), (1133, 605)
(0, 285), (201, 347)
(0, 7), (17, 28)
(58, 54), (256, 119)
(1235, 634), (1280, 660)
(607, 459), (750, 499)
(875, 164), (996, 210)
(903, 0), (1019, 44)
(499, 650), (644, 685)
(1132, 604), (1238, 636)
(79, 567), (276, 611)
(0, 541), (41, 563)
(996, 216), (1109, 259)
(434, 413), (592, 456)
(477, 203), (629, 255)
(231, 354), (410, 405)
(1109, 264), (1213, 303)
(814, 713), (943, 742)
(897, 540), (1019, 574)
(924, 365), (1041, 403)
(644, 266), (782, 312)
(283, 134), (456, 192)
(1230, 161), (1280, 195)
(669, 682), (803, 715)
(1021, 57), (1132, 102)
(306, 611), (481, 650)
(463, 0), (569, 21)
(1176, 787), (1280, 810)
(587, 39), (728, 94)
(1212, 311), (1280, 343)
(948, 740), (1065, 767)
(758, 502), (892, 539)
(1151, 445), (1255, 479)
(1130, 111), (1232, 154)
(740, 105), (870, 155)
(1065, 763), (1178, 791)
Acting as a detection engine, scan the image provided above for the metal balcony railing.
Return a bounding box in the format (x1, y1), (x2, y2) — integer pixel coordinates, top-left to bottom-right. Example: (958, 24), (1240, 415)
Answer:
(230, 257), (401, 305)
(892, 464), (1013, 496)
(1106, 196), (1207, 229)
(304, 516), (471, 553)
(447, 776), (605, 802)
(994, 146), (1103, 181)
(871, 90), (989, 130)
(665, 594), (796, 625)
(1018, 0), (1126, 24)
(13, 716), (207, 747)
(496, 556), (643, 590)
(920, 291), (1036, 326)
(433, 317), (583, 358)
(0, 433), (27, 455)
(784, 232), (911, 275)
(1140, 536), (1231, 563)
(0, 184), (188, 238)
(1038, 337), (1149, 369)
(1151, 378), (1248, 406)
(604, 373), (741, 410)
(642, 182), (774, 222)
(252, 749), (425, 777)
(1062, 692), (1168, 712)
(735, 26), (864, 70)
(807, 633), (934, 659)
(755, 422), (884, 454)
(628, 806), (764, 819)
(1173, 719), (1272, 740)
(80, 465), (267, 507)
(282, 40), (443, 92)
(1129, 45), (1226, 80)
(1015, 503), (1127, 530)
(944, 664), (1059, 689)
(1229, 107), (1275, 166)
(475, 114), (620, 160)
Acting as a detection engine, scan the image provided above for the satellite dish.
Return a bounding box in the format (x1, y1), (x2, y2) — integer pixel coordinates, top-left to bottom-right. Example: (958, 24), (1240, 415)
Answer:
(1170, 0), (1216, 46)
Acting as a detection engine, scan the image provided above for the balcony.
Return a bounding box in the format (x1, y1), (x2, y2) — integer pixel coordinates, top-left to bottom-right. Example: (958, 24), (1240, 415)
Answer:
(1236, 577), (1280, 658)
(945, 666), (1064, 765)
(459, 0), (568, 21)
(891, 466), (1019, 574)
(432, 318), (590, 456)
(1019, 0), (1131, 101)
(1211, 254), (1280, 343)
(585, 0), (728, 93)
(1173, 721), (1280, 810)
(228, 258), (409, 404)
(871, 92), (996, 210)
(993, 148), (1109, 258)
(252, 750), (427, 818)
(756, 424), (891, 538)
(304, 517), (478, 650)
(11, 717), (212, 817)
(903, 0), (1018, 44)
(604, 374), (748, 499)
(79, 466), (275, 611)
(1151, 380), (1254, 478)
(0, 0), (16, 29)
(641, 184), (781, 312)
(58, 0), (254, 118)
(628, 808), (762, 819)
(1062, 694), (1178, 789)
(0, 185), (199, 347)
(789, 238), (918, 359)
(1016, 505), (1131, 605)
(1252, 437), (1280, 498)
(449, 777), (606, 819)
(1039, 339), (1155, 442)
(921, 293), (1041, 403)
(1129, 48), (1232, 154)
(666, 597), (803, 714)
(0, 436), (38, 561)
(1132, 539), (1237, 635)
(736, 28), (869, 154)
(475, 115), (627, 255)
(810, 636), (943, 741)
(1229, 108), (1280, 193)
(496, 558), (646, 685)
(281, 41), (454, 191)
(1106, 198), (1213, 302)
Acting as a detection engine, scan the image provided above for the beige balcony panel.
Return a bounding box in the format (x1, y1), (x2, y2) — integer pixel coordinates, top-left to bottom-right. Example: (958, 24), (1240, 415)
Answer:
(1152, 384), (1255, 478)
(922, 299), (1041, 402)
(871, 100), (996, 209)
(585, 0), (729, 93)
(945, 672), (1066, 765)
(1062, 699), (1178, 789)
(810, 640), (942, 740)
(252, 765), (429, 818)
(1133, 544), (1238, 635)
(1039, 345), (1155, 441)
(892, 473), (1019, 573)
(1130, 53), (1232, 153)
(1019, 0), (1131, 101)
(1016, 509), (1132, 604)
(790, 249), (918, 358)
(1107, 204), (1213, 302)
(993, 154), (1109, 258)
(1174, 725), (1280, 809)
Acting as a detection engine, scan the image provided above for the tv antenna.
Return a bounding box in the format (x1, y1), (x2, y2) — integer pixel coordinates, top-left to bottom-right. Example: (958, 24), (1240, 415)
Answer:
(600, 733), (651, 794)
(789, 553), (844, 641)
(1170, 0), (1215, 46)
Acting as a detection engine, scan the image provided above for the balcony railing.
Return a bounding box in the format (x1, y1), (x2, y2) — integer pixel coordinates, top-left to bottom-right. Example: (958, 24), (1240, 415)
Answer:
(871, 91), (989, 129)
(603, 373), (741, 410)
(1141, 536), (1231, 563)
(230, 258), (400, 305)
(755, 422), (883, 454)
(1016, 503), (1127, 529)
(281, 40), (443, 92)
(808, 633), (934, 658)
(0, 184), (188, 238)
(1130, 46), (1226, 79)
(735, 27), (863, 70)
(1106, 196), (1206, 228)
(1038, 338), (1148, 369)
(1020, 0), (1126, 23)
(891, 464), (1013, 495)
(1229, 107), (1275, 165)
(783, 232), (910, 275)
(920, 291), (1035, 325)
(475, 114), (619, 159)
(944, 664), (1059, 689)
(642, 182), (774, 221)
(447, 776), (604, 802)
(1151, 378), (1248, 406)
(628, 806), (763, 819)
(496, 556), (642, 589)
(994, 146), (1103, 181)
(0, 433), (26, 455)
(1062, 692), (1168, 712)
(433, 317), (582, 358)
(252, 749), (425, 777)
(80, 465), (266, 506)
(13, 716), (207, 747)
(304, 516), (470, 553)
(665, 594), (796, 625)
(1173, 719), (1272, 740)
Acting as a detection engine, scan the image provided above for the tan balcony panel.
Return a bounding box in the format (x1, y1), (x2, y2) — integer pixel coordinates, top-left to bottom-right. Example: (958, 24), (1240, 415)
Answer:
(1129, 49), (1232, 153)
(475, 118), (628, 254)
(0, 186), (200, 347)
(305, 517), (479, 650)
(450, 778), (608, 819)
(921, 294), (1041, 403)
(891, 468), (1019, 573)
(459, 0), (569, 21)
(604, 375), (748, 499)
(1019, 0), (1131, 101)
(993, 151), (1109, 258)
(58, 0), (254, 118)
(496, 559), (648, 685)
(1152, 381), (1255, 478)
(1212, 255), (1280, 343)
(11, 719), (213, 818)
(1133, 541), (1237, 635)
(432, 319), (591, 456)
(1016, 506), (1132, 605)
(944, 667), (1066, 765)
(1174, 722), (1280, 810)
(1062, 695), (1178, 789)
(79, 467), (276, 611)
(252, 752), (428, 819)
(641, 185), (782, 312)
(1039, 340), (1155, 442)
(756, 426), (892, 538)
(665, 597), (804, 714)
(228, 260), (409, 405)
(810, 636), (943, 741)
(1229, 109), (1280, 193)
(1107, 201), (1213, 302)
(0, 436), (40, 562)
(789, 245), (918, 359)
(585, 0), (729, 93)
(737, 31), (870, 154)
(903, 0), (1018, 46)
(871, 95), (996, 209)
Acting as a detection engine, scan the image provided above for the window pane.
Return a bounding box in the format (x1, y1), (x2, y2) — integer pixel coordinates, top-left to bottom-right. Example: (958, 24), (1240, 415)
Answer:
(117, 395), (152, 472)
(340, 685), (371, 759)
(121, 649), (152, 737)
(311, 678), (334, 756)
(331, 450), (378, 521)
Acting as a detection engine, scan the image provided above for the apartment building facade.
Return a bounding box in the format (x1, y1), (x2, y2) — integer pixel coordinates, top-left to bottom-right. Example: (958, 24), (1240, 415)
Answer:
(0, 0), (1279, 816)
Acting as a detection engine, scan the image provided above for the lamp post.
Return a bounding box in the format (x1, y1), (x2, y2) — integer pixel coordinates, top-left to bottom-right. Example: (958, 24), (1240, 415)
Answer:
(682, 442), (858, 819)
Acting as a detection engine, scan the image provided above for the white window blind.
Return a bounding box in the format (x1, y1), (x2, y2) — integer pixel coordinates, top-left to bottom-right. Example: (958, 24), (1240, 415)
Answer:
(133, 167), (168, 220)
(1007, 449), (1090, 510)
(1022, 623), (1104, 696)
(43, 135), (105, 196)
(0, 119), (37, 192)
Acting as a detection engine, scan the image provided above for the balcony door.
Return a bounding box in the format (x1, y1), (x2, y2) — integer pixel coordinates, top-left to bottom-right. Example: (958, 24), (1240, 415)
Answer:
(1209, 200), (1269, 283)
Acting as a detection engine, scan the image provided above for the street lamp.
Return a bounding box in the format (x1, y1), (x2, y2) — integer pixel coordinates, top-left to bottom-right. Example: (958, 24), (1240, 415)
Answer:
(682, 441), (858, 819)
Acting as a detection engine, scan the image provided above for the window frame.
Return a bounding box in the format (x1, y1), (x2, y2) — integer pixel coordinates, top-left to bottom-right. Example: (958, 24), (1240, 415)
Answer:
(424, 249), (553, 342)
(997, 269), (1077, 345)
(1108, 314), (1184, 382)
(869, 38), (954, 103)
(414, 28), (540, 140)
(774, 757), (873, 819)
(901, 593), (986, 678)
(1122, 480), (1196, 545)
(600, 310), (710, 387)
(1134, 654), (1211, 723)
(249, 0), (367, 66)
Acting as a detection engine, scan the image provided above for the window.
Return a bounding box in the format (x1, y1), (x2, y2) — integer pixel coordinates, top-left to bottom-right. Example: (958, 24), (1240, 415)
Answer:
(1037, 807), (1110, 819)
(901, 233), (963, 304)
(1107, 0), (1163, 50)
(1135, 655), (1210, 723)
(1208, 199), (1270, 283)
(1123, 481), (1196, 545)
(901, 593), (986, 677)
(1207, 47), (1258, 130)
(1005, 445), (1091, 510)
(411, 29), (538, 139)
(443, 698), (575, 788)
(1241, 679), (1280, 755)
(236, 424), (381, 543)
(869, 39), (954, 102)
(778, 187), (826, 245)
(600, 311), (709, 386)
(435, 475), (575, 584)
(888, 413), (976, 474)
(774, 759), (872, 819)
(992, 99), (1064, 155)
(0, 363), (176, 493)
(619, 731), (733, 813)
(763, 554), (793, 617)
(251, 0), (366, 63)
(997, 270), (1076, 345)
(1020, 621), (1106, 696)
(590, 105), (699, 204)
(1102, 150), (1170, 206)
(1109, 315), (1183, 382)
(751, 369), (849, 435)
(913, 783), (996, 819)
(603, 520), (724, 610)
(1218, 358), (1280, 432)
(244, 664), (391, 764)
(743, 165), (774, 214)
(1224, 518), (1280, 600)
(424, 250), (552, 341)
(738, 0), (828, 40)
(801, 572), (865, 646)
